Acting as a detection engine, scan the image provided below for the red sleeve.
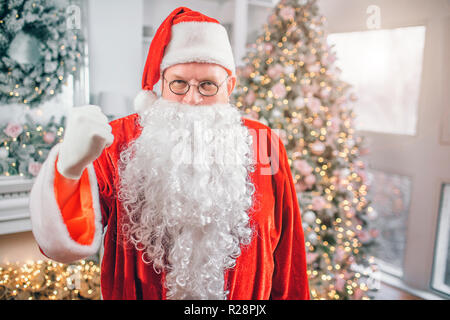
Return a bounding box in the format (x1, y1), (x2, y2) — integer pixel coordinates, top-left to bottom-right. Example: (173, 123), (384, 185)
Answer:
(92, 147), (116, 228)
(54, 154), (96, 246)
(270, 138), (310, 300)
(51, 147), (115, 248)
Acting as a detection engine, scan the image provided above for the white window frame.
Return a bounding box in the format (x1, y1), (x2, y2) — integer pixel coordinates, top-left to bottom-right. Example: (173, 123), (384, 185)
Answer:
(431, 184), (450, 297)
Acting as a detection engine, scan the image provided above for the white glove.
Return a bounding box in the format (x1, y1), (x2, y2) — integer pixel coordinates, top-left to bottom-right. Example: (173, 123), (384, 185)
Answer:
(56, 105), (114, 180)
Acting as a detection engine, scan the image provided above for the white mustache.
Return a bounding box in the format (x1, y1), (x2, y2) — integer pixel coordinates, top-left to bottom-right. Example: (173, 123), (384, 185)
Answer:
(141, 97), (280, 174)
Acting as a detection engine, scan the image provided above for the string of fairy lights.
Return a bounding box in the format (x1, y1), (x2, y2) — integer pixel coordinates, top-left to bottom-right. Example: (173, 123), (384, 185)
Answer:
(0, 260), (101, 300)
(5, 66), (78, 105)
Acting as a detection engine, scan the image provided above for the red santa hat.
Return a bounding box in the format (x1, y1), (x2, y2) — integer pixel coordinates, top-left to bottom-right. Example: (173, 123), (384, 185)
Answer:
(134, 7), (236, 112)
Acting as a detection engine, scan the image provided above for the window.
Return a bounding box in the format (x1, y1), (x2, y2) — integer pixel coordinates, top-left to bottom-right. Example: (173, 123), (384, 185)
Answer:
(431, 183), (450, 297)
(365, 168), (412, 275)
(327, 26), (426, 136)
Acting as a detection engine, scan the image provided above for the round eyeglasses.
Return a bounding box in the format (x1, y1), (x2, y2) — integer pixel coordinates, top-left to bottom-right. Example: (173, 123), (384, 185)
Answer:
(162, 74), (229, 97)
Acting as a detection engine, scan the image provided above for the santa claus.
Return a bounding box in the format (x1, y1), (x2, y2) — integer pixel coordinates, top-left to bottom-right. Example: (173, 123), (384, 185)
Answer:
(29, 7), (310, 300)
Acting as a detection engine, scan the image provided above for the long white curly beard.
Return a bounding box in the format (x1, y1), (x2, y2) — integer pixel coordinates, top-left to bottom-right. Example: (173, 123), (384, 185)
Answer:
(118, 97), (256, 300)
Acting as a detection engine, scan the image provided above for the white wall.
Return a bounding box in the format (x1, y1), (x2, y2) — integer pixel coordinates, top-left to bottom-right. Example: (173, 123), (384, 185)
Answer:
(0, 232), (46, 265)
(88, 0), (143, 115)
(318, 0), (450, 32)
(247, 3), (272, 44)
(143, 0), (229, 27)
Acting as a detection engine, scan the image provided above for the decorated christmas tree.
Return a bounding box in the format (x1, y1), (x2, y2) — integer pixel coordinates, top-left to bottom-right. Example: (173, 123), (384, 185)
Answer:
(232, 0), (379, 299)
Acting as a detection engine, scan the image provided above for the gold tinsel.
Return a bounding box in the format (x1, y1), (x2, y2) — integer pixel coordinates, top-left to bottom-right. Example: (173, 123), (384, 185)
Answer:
(0, 260), (101, 300)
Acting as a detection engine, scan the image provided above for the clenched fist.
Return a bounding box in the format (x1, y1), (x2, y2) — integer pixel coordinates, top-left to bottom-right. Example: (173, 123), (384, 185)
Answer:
(56, 105), (114, 180)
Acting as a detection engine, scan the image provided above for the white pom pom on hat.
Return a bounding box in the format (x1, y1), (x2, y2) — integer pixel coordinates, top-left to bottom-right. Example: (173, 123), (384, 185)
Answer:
(133, 90), (158, 113)
(134, 6), (235, 113)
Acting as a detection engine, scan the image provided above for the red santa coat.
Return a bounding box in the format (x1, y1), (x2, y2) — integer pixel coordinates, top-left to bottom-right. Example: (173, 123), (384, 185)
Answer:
(29, 113), (310, 300)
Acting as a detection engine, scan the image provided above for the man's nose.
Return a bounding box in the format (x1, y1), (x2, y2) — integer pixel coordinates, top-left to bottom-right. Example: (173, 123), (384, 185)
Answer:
(182, 86), (203, 105)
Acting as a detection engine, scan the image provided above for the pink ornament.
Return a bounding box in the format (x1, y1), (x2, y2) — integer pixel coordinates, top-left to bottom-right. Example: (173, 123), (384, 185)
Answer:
(295, 181), (308, 193)
(353, 288), (365, 300)
(346, 207), (356, 218)
(244, 90), (256, 105)
(335, 276), (345, 291)
(334, 247), (346, 263)
(304, 54), (316, 65)
(271, 83), (287, 99)
(329, 116), (341, 133)
(322, 53), (336, 66)
(294, 96), (305, 108)
(28, 161), (42, 177)
(304, 174), (316, 186)
(328, 53), (337, 65)
(268, 14), (277, 24)
(267, 64), (284, 79)
(43, 132), (56, 144)
(291, 117), (301, 125)
(335, 95), (347, 105)
(284, 64), (296, 75)
(279, 6), (296, 21)
(312, 117), (323, 128)
(311, 81), (321, 94)
(357, 170), (368, 185)
(287, 25), (297, 34)
(306, 97), (321, 113)
(4, 122), (23, 139)
(320, 87), (331, 99)
(306, 252), (319, 264)
(264, 43), (273, 53)
(241, 65), (254, 78)
(357, 230), (371, 244)
(343, 270), (352, 280)
(320, 55), (330, 66)
(293, 159), (313, 176)
(310, 140), (326, 155)
(325, 133), (337, 146)
(307, 63), (320, 73)
(312, 196), (327, 211)
(301, 85), (313, 97)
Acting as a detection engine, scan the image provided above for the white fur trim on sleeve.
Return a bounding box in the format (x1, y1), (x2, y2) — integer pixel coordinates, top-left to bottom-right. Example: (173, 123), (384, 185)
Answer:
(161, 21), (236, 74)
(29, 143), (103, 264)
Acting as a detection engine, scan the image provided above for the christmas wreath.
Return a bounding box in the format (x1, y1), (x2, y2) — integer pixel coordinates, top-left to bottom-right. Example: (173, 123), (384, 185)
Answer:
(0, 0), (84, 107)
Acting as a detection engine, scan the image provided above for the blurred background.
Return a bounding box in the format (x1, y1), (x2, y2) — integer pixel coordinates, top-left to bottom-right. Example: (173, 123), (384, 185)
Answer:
(0, 0), (448, 300)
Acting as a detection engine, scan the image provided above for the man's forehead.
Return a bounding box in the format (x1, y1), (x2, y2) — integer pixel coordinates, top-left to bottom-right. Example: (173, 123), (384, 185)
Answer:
(164, 63), (227, 80)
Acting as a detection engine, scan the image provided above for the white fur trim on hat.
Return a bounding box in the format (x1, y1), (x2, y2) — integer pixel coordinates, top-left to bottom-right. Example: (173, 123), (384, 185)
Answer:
(134, 90), (158, 113)
(161, 21), (235, 74)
